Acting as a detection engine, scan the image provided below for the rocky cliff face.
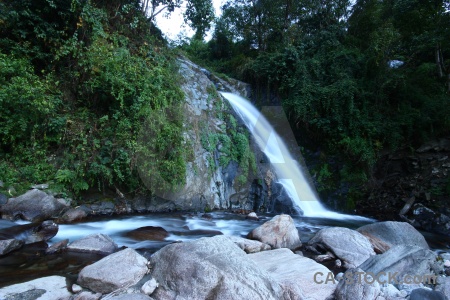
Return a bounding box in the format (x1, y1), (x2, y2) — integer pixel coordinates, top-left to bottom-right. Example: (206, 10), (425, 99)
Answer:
(133, 58), (294, 214)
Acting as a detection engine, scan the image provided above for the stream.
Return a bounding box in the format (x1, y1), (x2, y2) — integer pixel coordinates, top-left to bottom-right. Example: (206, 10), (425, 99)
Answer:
(0, 212), (374, 288)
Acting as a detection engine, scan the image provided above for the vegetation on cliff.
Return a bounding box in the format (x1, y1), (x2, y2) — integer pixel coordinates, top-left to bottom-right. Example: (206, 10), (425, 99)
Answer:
(0, 0), (188, 198)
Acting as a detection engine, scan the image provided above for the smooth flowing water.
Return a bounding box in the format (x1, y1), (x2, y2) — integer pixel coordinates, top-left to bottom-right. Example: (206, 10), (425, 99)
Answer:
(0, 212), (374, 287)
(221, 92), (367, 220)
(1, 212), (448, 288)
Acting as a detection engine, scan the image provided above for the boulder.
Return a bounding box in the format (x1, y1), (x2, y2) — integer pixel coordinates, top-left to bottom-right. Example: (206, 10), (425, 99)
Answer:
(68, 233), (118, 254)
(226, 235), (271, 253)
(357, 221), (429, 253)
(247, 214), (302, 250)
(60, 207), (88, 223)
(125, 226), (169, 241)
(410, 288), (446, 300)
(335, 268), (381, 300)
(0, 276), (72, 300)
(246, 212), (259, 220)
(0, 189), (69, 221)
(0, 220), (58, 244)
(307, 227), (375, 269)
(77, 248), (149, 294)
(149, 235), (283, 299)
(359, 245), (438, 286)
(249, 248), (337, 300)
(0, 239), (24, 255)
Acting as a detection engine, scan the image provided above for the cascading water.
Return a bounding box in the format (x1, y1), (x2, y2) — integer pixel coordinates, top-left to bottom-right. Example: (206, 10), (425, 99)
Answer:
(221, 92), (367, 220)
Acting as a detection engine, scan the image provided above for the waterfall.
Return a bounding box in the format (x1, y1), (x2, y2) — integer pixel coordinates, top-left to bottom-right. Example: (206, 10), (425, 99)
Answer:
(221, 92), (366, 220)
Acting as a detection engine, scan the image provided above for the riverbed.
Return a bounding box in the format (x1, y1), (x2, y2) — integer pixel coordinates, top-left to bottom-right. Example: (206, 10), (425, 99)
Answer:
(0, 211), (448, 288)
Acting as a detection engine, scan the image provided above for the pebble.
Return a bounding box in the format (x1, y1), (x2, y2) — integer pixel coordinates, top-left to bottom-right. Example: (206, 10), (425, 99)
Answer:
(444, 259), (450, 268)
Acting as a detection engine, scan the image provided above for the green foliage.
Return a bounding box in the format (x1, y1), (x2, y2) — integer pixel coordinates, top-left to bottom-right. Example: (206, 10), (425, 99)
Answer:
(200, 98), (256, 182)
(184, 0), (215, 39)
(0, 0), (186, 198)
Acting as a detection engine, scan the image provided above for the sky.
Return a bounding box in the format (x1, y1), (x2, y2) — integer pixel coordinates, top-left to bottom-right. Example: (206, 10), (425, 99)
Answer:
(154, 0), (224, 41)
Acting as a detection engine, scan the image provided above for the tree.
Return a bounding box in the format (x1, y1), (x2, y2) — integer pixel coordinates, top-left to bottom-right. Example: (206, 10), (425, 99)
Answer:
(142, 0), (183, 20)
(184, 0), (215, 39)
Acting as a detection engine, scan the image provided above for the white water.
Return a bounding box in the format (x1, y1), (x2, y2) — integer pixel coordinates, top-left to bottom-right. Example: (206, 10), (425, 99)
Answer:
(221, 92), (369, 220)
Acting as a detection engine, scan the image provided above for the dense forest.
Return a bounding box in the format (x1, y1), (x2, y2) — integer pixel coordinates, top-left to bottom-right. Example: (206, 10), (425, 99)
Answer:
(0, 0), (190, 199)
(1, 0), (449, 209)
(182, 0), (450, 205)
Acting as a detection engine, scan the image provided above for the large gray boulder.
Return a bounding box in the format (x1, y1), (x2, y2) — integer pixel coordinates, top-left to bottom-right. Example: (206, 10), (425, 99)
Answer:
(247, 214), (302, 250)
(67, 233), (118, 254)
(357, 221), (429, 253)
(249, 248), (337, 300)
(0, 189), (69, 222)
(335, 268), (381, 300)
(359, 245), (438, 285)
(0, 276), (72, 299)
(307, 227), (375, 269)
(149, 235), (283, 299)
(78, 248), (149, 294)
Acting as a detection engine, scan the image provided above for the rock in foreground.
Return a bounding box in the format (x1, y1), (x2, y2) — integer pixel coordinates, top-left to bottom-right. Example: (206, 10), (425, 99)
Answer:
(150, 235), (283, 299)
(249, 248), (337, 300)
(247, 214), (302, 250)
(78, 248), (149, 294)
(359, 245), (438, 285)
(0, 276), (72, 299)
